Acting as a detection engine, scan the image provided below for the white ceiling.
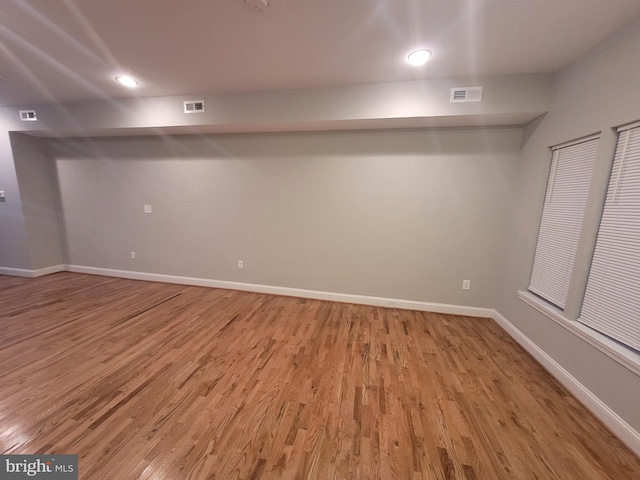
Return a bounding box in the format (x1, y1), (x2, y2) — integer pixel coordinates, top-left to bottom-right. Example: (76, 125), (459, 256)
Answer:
(1, 0), (639, 107)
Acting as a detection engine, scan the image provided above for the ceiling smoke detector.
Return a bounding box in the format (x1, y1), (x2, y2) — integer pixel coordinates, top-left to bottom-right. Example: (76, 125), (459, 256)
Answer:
(246, 0), (269, 12)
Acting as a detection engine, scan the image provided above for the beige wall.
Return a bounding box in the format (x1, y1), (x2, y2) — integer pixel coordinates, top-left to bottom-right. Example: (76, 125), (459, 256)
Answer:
(51, 127), (521, 307)
(497, 16), (640, 430)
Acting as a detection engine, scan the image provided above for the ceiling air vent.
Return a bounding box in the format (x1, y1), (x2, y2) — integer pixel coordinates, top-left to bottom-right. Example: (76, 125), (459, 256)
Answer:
(450, 86), (483, 103)
(19, 110), (37, 121)
(183, 100), (205, 113)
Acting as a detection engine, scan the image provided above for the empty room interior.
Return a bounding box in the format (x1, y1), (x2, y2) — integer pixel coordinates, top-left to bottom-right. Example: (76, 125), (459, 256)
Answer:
(1, 1), (640, 478)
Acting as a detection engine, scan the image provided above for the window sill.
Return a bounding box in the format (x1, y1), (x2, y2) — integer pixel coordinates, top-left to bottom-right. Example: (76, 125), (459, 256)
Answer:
(518, 290), (640, 377)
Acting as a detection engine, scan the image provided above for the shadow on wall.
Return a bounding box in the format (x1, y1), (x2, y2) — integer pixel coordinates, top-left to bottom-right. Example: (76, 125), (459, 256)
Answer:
(49, 126), (523, 161)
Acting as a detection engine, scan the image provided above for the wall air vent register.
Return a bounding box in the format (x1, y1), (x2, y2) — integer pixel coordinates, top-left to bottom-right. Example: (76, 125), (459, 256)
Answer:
(183, 100), (205, 113)
(19, 110), (38, 121)
(450, 86), (483, 103)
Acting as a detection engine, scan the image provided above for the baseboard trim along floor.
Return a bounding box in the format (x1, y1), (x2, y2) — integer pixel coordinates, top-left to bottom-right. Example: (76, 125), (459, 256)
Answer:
(65, 264), (495, 318)
(3, 263), (639, 457)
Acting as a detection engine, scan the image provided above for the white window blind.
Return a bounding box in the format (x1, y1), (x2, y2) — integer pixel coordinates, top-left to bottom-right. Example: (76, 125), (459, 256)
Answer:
(529, 136), (599, 309)
(579, 123), (640, 351)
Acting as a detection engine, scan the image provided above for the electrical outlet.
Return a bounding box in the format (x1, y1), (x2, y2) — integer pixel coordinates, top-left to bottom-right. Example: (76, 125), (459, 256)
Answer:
(144, 205), (152, 214)
(462, 280), (471, 290)
(130, 251), (136, 259)
(237, 260), (244, 269)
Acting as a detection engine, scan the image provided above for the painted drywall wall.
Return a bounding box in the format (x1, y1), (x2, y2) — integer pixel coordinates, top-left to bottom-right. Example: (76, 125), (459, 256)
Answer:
(51, 127), (521, 307)
(0, 130), (31, 270)
(10, 133), (64, 270)
(0, 73), (550, 274)
(496, 16), (640, 430)
(5, 74), (551, 137)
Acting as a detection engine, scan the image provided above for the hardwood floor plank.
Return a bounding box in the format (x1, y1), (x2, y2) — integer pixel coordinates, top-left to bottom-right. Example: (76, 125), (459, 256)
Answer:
(0, 272), (639, 479)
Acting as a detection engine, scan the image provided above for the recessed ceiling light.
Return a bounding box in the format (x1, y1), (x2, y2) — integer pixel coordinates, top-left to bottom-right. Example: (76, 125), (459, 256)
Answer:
(407, 49), (432, 66)
(115, 76), (139, 87)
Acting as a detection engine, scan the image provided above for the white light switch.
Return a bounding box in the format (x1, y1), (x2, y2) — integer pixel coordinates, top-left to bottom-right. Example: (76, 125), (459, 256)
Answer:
(144, 204), (152, 214)
(0, 191), (5, 199)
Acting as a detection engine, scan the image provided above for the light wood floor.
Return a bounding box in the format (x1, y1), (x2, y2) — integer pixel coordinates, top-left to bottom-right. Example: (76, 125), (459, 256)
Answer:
(0, 273), (638, 479)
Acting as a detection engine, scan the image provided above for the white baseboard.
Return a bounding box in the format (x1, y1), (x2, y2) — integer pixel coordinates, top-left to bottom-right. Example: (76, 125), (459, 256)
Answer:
(492, 310), (640, 457)
(33, 264), (66, 277)
(65, 264), (494, 318)
(0, 267), (35, 277)
(0, 264), (65, 278)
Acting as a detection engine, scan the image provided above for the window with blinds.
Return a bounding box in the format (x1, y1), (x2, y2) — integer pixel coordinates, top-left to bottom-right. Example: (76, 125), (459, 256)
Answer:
(579, 122), (640, 351)
(529, 135), (599, 309)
